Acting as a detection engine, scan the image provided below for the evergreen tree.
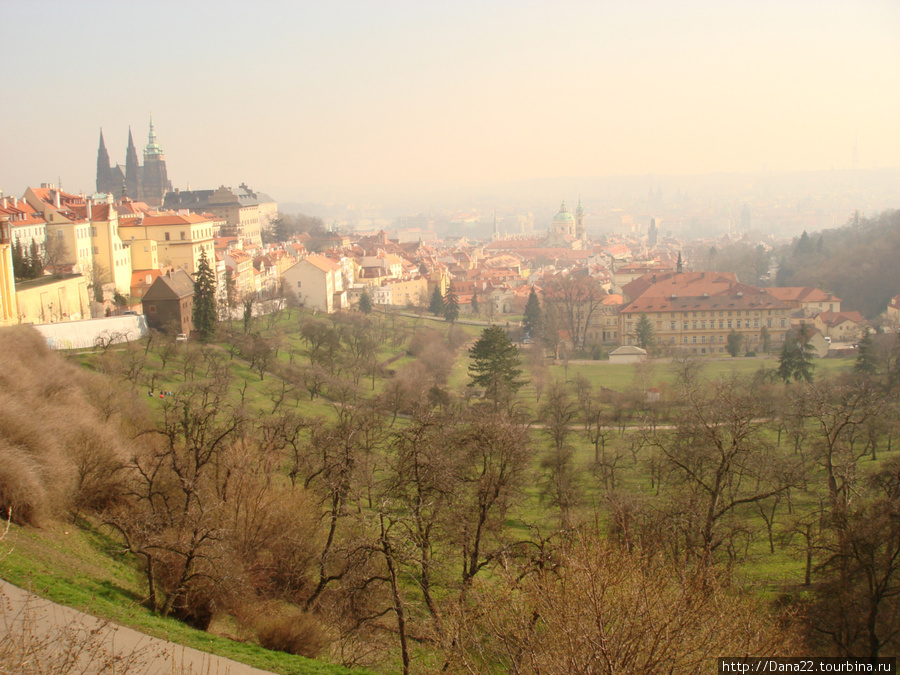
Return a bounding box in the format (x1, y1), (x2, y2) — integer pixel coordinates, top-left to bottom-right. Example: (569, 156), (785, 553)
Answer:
(634, 313), (654, 351)
(27, 240), (43, 279)
(468, 325), (523, 407)
(192, 248), (218, 340)
(726, 330), (743, 357)
(523, 286), (542, 339)
(358, 290), (372, 314)
(429, 285), (445, 316)
(11, 239), (26, 279)
(777, 323), (816, 383)
(443, 285), (459, 323)
(854, 328), (877, 377)
(471, 288), (479, 315)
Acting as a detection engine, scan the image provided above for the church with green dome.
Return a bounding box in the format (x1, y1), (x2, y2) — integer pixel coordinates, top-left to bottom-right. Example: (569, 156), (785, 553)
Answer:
(543, 198), (586, 249)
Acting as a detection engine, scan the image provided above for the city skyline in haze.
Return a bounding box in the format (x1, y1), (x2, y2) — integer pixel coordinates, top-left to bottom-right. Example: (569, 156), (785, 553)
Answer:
(1, 0), (898, 206)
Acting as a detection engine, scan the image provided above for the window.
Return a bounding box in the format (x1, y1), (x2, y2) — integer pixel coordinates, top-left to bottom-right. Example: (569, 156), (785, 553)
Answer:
(92, 246), (98, 254)
(297, 281), (302, 288)
(91, 227), (97, 237)
(165, 232), (170, 241)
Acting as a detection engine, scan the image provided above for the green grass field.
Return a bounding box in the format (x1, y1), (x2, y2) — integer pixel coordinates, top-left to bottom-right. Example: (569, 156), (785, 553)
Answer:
(8, 309), (886, 671)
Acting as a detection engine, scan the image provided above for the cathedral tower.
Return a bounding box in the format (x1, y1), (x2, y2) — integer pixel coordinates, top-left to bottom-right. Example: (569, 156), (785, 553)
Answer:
(141, 115), (171, 206)
(125, 127), (141, 200)
(96, 129), (112, 194)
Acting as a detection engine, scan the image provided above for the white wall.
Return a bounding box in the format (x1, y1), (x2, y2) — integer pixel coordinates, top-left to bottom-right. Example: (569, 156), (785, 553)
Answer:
(33, 315), (148, 350)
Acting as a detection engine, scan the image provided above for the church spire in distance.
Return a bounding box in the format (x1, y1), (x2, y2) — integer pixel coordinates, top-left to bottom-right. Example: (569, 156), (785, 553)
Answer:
(125, 126), (141, 200)
(145, 113), (163, 157)
(96, 128), (111, 193)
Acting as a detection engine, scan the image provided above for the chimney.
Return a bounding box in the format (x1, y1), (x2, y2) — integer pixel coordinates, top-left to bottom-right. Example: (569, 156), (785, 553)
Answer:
(54, 190), (61, 208)
(86, 199), (92, 221)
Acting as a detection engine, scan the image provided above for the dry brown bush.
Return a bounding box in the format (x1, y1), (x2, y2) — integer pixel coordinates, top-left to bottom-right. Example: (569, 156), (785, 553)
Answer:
(0, 327), (137, 526)
(439, 532), (803, 674)
(254, 604), (328, 658)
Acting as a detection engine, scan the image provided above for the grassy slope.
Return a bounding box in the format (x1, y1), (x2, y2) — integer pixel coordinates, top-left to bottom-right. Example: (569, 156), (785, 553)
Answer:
(0, 520), (371, 675)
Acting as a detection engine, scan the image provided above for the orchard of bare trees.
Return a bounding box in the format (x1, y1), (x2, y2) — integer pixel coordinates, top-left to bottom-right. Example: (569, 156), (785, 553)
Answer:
(2, 311), (899, 672)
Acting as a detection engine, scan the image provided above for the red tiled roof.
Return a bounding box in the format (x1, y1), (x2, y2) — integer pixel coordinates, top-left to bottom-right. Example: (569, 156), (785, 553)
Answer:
(765, 286), (840, 304)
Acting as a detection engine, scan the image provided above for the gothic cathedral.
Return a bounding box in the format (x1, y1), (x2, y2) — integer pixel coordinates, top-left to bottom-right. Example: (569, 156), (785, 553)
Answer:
(96, 116), (172, 207)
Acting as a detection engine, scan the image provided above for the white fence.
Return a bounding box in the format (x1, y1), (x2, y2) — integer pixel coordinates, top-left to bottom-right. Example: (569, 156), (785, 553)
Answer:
(33, 315), (149, 350)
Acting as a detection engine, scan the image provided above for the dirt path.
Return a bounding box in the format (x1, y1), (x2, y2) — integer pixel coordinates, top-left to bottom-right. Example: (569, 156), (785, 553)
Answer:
(0, 579), (275, 675)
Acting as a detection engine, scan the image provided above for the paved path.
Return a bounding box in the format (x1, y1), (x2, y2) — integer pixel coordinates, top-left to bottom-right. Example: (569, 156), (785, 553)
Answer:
(0, 579), (275, 675)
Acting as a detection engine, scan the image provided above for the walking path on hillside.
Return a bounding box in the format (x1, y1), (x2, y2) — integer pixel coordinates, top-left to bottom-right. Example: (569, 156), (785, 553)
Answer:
(0, 579), (275, 675)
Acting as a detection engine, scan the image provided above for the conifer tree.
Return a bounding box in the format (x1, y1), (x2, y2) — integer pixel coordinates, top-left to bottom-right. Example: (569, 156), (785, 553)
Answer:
(777, 323), (816, 383)
(11, 239), (25, 279)
(429, 285), (445, 316)
(634, 313), (654, 351)
(444, 285), (459, 323)
(523, 286), (541, 339)
(192, 248), (218, 340)
(28, 240), (42, 278)
(468, 325), (523, 406)
(358, 290), (372, 314)
(471, 287), (479, 315)
(854, 328), (877, 377)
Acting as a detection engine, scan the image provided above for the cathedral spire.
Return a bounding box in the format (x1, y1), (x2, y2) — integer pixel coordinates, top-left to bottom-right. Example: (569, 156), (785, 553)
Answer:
(145, 113), (163, 157)
(96, 128), (112, 194)
(125, 127), (141, 201)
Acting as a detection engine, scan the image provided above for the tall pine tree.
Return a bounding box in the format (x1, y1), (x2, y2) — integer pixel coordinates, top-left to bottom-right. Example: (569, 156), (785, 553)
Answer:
(429, 285), (445, 316)
(444, 285), (459, 323)
(192, 248), (218, 340)
(468, 325), (523, 407)
(523, 286), (541, 339)
(777, 323), (816, 383)
(358, 290), (373, 314)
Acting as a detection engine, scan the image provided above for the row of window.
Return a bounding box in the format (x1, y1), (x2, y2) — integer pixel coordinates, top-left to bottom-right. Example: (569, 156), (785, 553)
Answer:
(627, 309), (786, 319)
(626, 333), (785, 347)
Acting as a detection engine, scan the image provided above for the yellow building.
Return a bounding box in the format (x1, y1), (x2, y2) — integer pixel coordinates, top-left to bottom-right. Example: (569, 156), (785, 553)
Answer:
(24, 185), (93, 275)
(386, 277), (428, 307)
(15, 274), (91, 325)
(0, 217), (17, 326)
(120, 212), (216, 277)
(619, 283), (792, 355)
(129, 238), (160, 271)
(67, 195), (133, 296)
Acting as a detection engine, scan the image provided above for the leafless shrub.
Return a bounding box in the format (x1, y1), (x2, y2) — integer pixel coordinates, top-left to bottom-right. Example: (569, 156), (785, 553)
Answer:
(254, 604), (328, 658)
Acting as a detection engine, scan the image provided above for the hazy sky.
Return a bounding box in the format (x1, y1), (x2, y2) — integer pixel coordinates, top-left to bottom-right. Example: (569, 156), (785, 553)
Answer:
(1, 0), (897, 204)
